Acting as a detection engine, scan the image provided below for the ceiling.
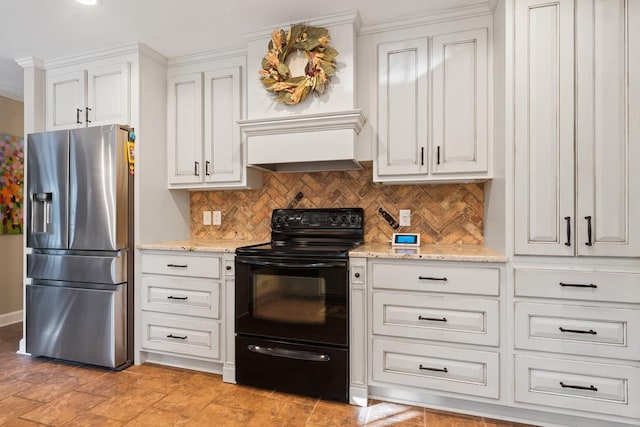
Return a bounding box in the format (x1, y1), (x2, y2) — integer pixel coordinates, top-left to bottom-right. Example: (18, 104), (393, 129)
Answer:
(0, 0), (492, 100)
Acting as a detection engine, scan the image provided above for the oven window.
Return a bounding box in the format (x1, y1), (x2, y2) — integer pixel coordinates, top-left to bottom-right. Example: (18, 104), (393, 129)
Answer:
(253, 274), (327, 324)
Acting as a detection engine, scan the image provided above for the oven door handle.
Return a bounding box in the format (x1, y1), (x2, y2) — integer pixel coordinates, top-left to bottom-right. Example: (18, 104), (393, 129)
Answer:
(247, 344), (331, 362)
(236, 259), (345, 269)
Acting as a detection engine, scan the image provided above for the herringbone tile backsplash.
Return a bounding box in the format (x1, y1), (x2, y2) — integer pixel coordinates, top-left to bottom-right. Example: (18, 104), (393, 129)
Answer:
(190, 163), (484, 244)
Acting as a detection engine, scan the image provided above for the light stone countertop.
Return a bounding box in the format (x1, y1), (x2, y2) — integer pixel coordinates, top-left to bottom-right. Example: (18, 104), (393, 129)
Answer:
(350, 243), (507, 263)
(138, 240), (507, 262)
(137, 239), (265, 253)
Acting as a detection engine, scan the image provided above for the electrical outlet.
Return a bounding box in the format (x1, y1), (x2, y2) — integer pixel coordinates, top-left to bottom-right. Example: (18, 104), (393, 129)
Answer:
(212, 210), (222, 225)
(202, 211), (212, 225)
(399, 209), (411, 227)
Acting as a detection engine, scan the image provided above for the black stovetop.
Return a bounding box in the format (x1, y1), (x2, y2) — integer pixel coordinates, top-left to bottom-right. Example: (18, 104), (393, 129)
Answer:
(236, 208), (364, 259)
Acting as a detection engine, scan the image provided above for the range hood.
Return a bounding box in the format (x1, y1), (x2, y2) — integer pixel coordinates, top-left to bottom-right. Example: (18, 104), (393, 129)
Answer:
(242, 11), (366, 173)
(239, 110), (366, 173)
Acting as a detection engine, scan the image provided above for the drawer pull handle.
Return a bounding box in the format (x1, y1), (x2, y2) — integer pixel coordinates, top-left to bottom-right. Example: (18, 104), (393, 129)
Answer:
(559, 327), (597, 335)
(167, 264), (188, 268)
(418, 316), (447, 322)
(559, 382), (598, 392)
(419, 364), (448, 373)
(167, 296), (188, 300)
(418, 276), (448, 282)
(559, 282), (597, 289)
(167, 334), (188, 340)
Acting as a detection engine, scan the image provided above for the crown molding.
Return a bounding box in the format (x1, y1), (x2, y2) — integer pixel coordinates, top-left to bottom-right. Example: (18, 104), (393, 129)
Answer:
(359, 4), (492, 35)
(243, 10), (360, 43)
(15, 57), (44, 69)
(168, 46), (247, 68)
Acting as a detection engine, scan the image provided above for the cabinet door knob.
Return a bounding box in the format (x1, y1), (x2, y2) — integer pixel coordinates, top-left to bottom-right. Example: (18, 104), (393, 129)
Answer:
(226, 265), (232, 271)
(354, 272), (360, 278)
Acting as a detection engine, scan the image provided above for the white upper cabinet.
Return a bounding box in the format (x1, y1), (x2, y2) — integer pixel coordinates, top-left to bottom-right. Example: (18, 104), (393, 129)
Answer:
(514, 0), (639, 257)
(376, 39), (429, 177)
(46, 62), (130, 130)
(431, 28), (488, 175)
(167, 72), (203, 185)
(203, 67), (242, 184)
(575, 0), (640, 257)
(167, 64), (261, 190)
(374, 24), (490, 183)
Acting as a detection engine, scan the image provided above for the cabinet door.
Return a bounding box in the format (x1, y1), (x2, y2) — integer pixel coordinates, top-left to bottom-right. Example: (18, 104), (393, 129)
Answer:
(87, 63), (130, 127)
(167, 73), (203, 185)
(377, 39), (428, 177)
(45, 70), (86, 130)
(575, 0), (640, 257)
(514, 0), (575, 256)
(203, 67), (242, 183)
(431, 28), (488, 174)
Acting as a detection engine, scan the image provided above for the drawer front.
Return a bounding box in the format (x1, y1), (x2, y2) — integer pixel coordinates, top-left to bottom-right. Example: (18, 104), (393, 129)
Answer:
(515, 268), (640, 303)
(141, 275), (220, 319)
(515, 303), (640, 360)
(141, 312), (220, 360)
(140, 252), (221, 279)
(373, 339), (499, 399)
(373, 293), (499, 346)
(371, 262), (499, 296)
(515, 355), (640, 418)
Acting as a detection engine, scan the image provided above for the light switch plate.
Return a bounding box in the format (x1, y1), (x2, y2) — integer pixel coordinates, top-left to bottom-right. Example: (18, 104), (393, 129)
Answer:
(212, 211), (222, 225)
(399, 209), (411, 226)
(202, 211), (212, 225)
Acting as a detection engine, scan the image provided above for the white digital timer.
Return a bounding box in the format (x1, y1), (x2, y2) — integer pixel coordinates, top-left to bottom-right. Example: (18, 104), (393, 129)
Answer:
(391, 233), (421, 246)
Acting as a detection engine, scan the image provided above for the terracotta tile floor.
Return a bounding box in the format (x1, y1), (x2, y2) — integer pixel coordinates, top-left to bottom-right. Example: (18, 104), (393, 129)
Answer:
(0, 323), (533, 426)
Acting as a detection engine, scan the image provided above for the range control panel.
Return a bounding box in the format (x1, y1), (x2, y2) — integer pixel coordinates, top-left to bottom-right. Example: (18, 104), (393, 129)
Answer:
(271, 208), (364, 229)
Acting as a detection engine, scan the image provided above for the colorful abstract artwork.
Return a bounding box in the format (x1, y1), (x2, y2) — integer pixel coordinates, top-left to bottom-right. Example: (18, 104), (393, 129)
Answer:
(0, 134), (24, 234)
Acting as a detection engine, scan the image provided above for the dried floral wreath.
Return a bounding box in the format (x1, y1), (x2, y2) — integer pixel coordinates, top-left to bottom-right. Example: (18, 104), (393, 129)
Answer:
(259, 24), (338, 105)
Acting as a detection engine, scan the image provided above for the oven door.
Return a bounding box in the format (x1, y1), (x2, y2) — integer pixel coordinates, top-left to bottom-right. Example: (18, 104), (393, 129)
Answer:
(235, 255), (348, 347)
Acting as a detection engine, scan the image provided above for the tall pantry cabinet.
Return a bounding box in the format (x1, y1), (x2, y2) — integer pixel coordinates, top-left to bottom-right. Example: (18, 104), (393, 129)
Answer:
(512, 1), (640, 424)
(514, 0), (639, 257)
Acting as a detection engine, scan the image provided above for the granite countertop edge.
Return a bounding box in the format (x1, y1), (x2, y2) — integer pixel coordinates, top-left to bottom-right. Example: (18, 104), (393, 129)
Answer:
(349, 243), (507, 263)
(138, 240), (507, 262)
(137, 239), (265, 253)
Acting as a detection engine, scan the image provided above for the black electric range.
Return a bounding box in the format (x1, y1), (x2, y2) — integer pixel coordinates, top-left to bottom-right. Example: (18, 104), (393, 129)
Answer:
(234, 208), (364, 402)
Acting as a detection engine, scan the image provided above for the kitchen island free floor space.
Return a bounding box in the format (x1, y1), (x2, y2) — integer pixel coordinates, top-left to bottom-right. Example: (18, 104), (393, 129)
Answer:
(0, 323), (532, 426)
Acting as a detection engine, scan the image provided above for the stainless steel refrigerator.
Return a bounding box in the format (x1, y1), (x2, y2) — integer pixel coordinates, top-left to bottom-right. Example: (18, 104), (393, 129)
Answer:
(25, 124), (133, 369)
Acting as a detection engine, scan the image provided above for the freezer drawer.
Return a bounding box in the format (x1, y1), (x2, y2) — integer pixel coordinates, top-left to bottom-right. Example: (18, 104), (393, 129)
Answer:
(27, 252), (127, 284)
(26, 283), (127, 369)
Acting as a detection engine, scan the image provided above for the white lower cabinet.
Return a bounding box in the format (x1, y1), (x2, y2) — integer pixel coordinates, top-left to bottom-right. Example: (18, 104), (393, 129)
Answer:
(515, 302), (640, 360)
(372, 292), (499, 346)
(373, 339), (499, 398)
(141, 312), (220, 359)
(138, 250), (234, 376)
(513, 265), (640, 424)
(515, 355), (640, 419)
(363, 258), (503, 403)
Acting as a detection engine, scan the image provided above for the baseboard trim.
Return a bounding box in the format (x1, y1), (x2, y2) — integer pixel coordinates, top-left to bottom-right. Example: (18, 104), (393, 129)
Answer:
(0, 310), (22, 327)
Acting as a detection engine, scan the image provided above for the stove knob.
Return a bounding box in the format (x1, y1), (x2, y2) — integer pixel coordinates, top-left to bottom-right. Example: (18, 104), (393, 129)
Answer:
(341, 215), (347, 223)
(331, 214), (338, 223)
(284, 216), (290, 224)
(349, 215), (358, 224)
